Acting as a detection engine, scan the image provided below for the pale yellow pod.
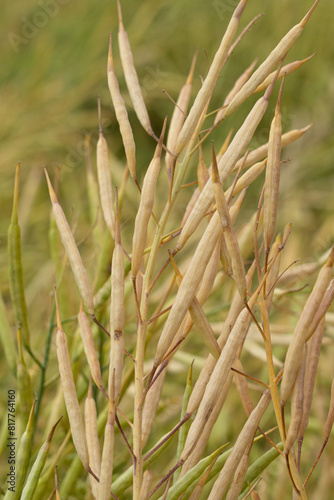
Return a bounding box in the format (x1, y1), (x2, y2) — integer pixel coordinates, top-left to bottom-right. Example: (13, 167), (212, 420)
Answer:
(214, 58), (257, 125)
(263, 76), (284, 252)
(176, 74), (277, 254)
(78, 304), (106, 398)
(232, 124), (312, 175)
(97, 99), (116, 240)
(44, 169), (94, 315)
(225, 0), (320, 117)
(175, 0), (248, 154)
(298, 318), (325, 443)
(281, 246), (334, 407)
(166, 51), (197, 177)
(226, 159), (267, 199)
(181, 298), (256, 459)
(131, 118), (167, 278)
(154, 210), (222, 367)
(225, 442), (252, 500)
(140, 470), (154, 500)
(54, 291), (91, 475)
(212, 144), (247, 301)
(254, 53), (316, 94)
(207, 390), (271, 500)
(142, 369), (167, 448)
(188, 296), (221, 359)
(284, 345), (307, 455)
(307, 279), (334, 340)
(98, 400), (115, 500)
(85, 380), (101, 500)
(197, 144), (210, 192)
(107, 34), (137, 184)
(117, 0), (152, 135)
(109, 191), (125, 405)
(180, 370), (234, 476)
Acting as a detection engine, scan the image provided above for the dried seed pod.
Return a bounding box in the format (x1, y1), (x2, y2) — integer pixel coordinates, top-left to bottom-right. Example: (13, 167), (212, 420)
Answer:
(85, 380), (101, 500)
(197, 144), (210, 192)
(21, 416), (62, 500)
(263, 76), (285, 253)
(98, 399), (115, 500)
(175, 0), (248, 154)
(212, 144), (247, 301)
(214, 58), (257, 125)
(142, 369), (167, 448)
(44, 169), (95, 315)
(109, 189), (125, 405)
(97, 98), (116, 239)
(324, 378), (334, 441)
(254, 53), (316, 94)
(225, 0), (320, 117)
(281, 246), (334, 407)
(284, 345), (307, 455)
(140, 469), (154, 500)
(117, 0), (153, 135)
(54, 290), (93, 476)
(207, 391), (271, 499)
(107, 34), (137, 185)
(131, 118), (167, 278)
(8, 162), (30, 347)
(78, 304), (107, 397)
(176, 72), (279, 254)
(166, 51), (198, 178)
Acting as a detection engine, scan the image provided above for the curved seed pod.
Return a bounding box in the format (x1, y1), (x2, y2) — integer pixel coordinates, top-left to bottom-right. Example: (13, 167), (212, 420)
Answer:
(285, 345), (307, 455)
(97, 98), (116, 239)
(298, 318), (325, 445)
(175, 0), (248, 155)
(225, 0), (320, 117)
(131, 118), (167, 278)
(54, 290), (93, 476)
(85, 380), (101, 500)
(107, 34), (137, 185)
(324, 378), (334, 442)
(117, 0), (153, 135)
(226, 159), (267, 199)
(0, 289), (17, 372)
(263, 76), (285, 253)
(166, 51), (198, 177)
(207, 391), (271, 500)
(4, 400), (36, 500)
(44, 169), (95, 315)
(254, 53), (316, 94)
(78, 303), (107, 398)
(212, 144), (247, 301)
(225, 441), (252, 500)
(281, 246), (334, 407)
(214, 58), (257, 125)
(142, 369), (167, 448)
(21, 416), (62, 500)
(109, 189), (125, 405)
(8, 162), (30, 347)
(176, 72), (279, 254)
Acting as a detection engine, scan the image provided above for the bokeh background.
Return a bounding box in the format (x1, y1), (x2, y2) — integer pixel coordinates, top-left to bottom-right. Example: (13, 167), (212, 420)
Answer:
(1, 0), (334, 497)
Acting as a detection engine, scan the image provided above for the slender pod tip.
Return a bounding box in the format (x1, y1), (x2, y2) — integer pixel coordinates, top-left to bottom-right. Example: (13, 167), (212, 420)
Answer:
(276, 73), (286, 114)
(264, 58), (284, 101)
(300, 0), (320, 28)
(11, 162), (21, 224)
(116, 0), (124, 28)
(211, 141), (219, 183)
(47, 415), (63, 443)
(44, 167), (58, 204)
(186, 49), (199, 85)
(326, 245), (334, 267)
(234, 0), (249, 20)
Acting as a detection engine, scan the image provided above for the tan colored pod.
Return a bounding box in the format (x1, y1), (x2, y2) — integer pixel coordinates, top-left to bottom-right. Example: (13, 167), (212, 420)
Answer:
(44, 169), (94, 315)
